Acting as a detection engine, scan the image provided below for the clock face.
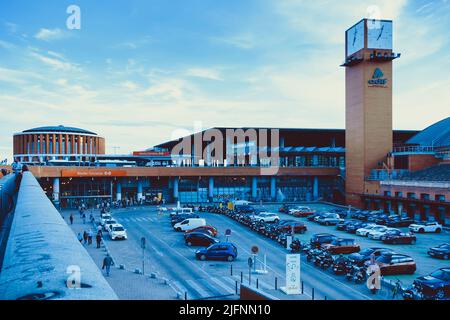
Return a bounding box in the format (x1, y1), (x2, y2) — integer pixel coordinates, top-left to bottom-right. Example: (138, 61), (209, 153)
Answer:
(346, 20), (364, 56)
(367, 20), (392, 50)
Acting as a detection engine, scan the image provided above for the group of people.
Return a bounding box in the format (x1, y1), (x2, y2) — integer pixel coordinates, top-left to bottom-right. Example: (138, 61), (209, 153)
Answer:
(77, 226), (103, 248)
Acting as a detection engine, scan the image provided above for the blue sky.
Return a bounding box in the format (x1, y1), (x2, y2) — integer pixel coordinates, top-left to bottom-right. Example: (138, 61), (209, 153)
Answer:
(0, 0), (449, 159)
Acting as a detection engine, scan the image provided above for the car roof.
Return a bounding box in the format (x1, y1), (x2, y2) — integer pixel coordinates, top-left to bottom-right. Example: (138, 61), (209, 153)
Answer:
(111, 223), (123, 228)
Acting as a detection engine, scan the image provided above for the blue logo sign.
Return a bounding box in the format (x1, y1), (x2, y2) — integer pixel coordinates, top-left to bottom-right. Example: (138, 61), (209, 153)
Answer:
(368, 68), (388, 87)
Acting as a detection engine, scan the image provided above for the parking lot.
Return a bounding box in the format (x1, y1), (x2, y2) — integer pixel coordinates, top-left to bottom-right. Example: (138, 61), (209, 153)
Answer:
(80, 202), (448, 300)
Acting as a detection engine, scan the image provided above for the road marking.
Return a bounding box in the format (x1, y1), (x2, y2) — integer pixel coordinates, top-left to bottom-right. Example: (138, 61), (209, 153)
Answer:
(209, 277), (235, 295)
(186, 279), (211, 298)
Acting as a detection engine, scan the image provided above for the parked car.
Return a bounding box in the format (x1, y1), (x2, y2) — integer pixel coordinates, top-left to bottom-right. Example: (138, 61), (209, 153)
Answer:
(428, 243), (450, 260)
(346, 222), (371, 234)
(336, 220), (355, 231)
(367, 253), (416, 275)
(170, 207), (194, 217)
(321, 238), (360, 254)
(235, 205), (255, 214)
(374, 214), (392, 225)
(195, 243), (238, 261)
(355, 224), (378, 236)
(386, 217), (415, 228)
(316, 213), (343, 226)
(103, 219), (118, 231)
(412, 268), (450, 299)
(185, 225), (218, 237)
(290, 206), (316, 217)
(348, 247), (394, 266)
(174, 218), (206, 232)
(108, 224), (128, 240)
(308, 212), (325, 222)
(278, 204), (294, 213)
(310, 233), (337, 248)
(171, 213), (200, 226)
(100, 214), (112, 226)
(409, 222), (443, 233)
(381, 230), (417, 244)
(276, 221), (307, 234)
(185, 232), (219, 247)
(251, 212), (280, 223)
(366, 226), (389, 239)
(369, 227), (401, 240)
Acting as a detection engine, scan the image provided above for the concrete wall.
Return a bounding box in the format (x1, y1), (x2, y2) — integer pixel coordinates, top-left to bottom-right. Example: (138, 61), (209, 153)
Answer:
(0, 172), (117, 300)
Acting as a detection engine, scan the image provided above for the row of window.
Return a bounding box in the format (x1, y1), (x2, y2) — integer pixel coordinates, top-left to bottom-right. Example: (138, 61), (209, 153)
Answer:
(384, 191), (446, 202)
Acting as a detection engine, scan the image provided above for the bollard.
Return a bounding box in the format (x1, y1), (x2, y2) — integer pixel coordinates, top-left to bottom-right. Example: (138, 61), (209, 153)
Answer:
(240, 272), (243, 284)
(275, 277), (278, 290)
(324, 296), (327, 300)
(230, 264), (233, 276)
(301, 281), (304, 294)
(312, 288), (315, 300)
(256, 278), (259, 289)
(235, 281), (238, 295)
(185, 291), (187, 300)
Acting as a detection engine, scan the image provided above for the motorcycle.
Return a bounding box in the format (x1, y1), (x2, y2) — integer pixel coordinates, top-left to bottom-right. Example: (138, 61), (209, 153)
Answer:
(332, 258), (352, 275)
(353, 266), (367, 284)
(319, 252), (334, 270)
(290, 239), (302, 253)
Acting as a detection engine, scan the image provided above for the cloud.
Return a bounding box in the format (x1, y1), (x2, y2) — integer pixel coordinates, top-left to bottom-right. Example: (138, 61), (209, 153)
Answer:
(29, 50), (80, 71)
(186, 68), (223, 81)
(120, 80), (139, 90)
(211, 33), (256, 49)
(34, 28), (68, 41)
(0, 40), (15, 50)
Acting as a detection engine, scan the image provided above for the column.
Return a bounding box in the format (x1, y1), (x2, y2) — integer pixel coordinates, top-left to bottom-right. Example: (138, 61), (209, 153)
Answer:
(251, 176), (258, 200)
(53, 178), (60, 202)
(270, 176), (276, 201)
(173, 177), (179, 202)
(313, 176), (319, 201)
(116, 180), (122, 201)
(45, 134), (49, 157)
(208, 177), (214, 202)
(137, 179), (143, 201)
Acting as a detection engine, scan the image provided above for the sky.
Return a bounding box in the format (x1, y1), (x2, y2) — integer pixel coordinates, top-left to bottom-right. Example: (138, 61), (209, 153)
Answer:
(0, 0), (449, 160)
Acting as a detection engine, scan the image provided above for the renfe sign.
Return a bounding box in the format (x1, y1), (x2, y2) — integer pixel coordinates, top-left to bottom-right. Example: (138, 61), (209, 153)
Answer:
(285, 254), (301, 295)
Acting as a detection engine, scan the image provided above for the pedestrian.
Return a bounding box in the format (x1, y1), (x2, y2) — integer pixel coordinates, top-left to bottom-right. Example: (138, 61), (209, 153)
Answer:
(82, 213), (86, 224)
(89, 212), (94, 223)
(83, 231), (88, 244)
(88, 229), (93, 245)
(77, 232), (83, 243)
(69, 214), (74, 225)
(96, 232), (102, 248)
(102, 254), (114, 276)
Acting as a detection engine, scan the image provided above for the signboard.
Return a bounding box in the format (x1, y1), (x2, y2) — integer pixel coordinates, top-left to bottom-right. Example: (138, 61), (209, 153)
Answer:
(285, 254), (301, 295)
(133, 151), (170, 156)
(225, 229), (231, 236)
(251, 246), (259, 254)
(61, 169), (127, 177)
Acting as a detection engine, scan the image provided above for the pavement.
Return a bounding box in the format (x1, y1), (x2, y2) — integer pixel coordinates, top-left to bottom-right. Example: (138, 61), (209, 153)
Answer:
(62, 203), (449, 300)
(62, 210), (176, 300)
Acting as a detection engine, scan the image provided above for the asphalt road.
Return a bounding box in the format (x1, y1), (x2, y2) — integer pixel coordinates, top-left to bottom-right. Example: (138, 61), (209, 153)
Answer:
(86, 205), (411, 300)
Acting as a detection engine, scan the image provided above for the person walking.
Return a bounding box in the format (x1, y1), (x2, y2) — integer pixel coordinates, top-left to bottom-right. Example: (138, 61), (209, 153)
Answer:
(82, 212), (86, 224)
(77, 232), (83, 243)
(102, 254), (114, 276)
(83, 231), (88, 245)
(69, 214), (74, 225)
(96, 232), (102, 248)
(87, 229), (93, 245)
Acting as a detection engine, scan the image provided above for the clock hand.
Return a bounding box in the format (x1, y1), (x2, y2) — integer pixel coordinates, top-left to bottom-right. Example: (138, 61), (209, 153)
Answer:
(377, 25), (384, 41)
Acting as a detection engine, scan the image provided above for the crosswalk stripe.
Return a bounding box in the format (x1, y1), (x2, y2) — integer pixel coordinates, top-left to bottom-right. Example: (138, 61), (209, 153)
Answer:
(186, 279), (211, 298)
(209, 277), (235, 295)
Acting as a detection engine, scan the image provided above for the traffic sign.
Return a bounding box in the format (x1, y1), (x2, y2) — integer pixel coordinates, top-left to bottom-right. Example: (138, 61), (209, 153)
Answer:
(225, 229), (232, 236)
(251, 246), (259, 254)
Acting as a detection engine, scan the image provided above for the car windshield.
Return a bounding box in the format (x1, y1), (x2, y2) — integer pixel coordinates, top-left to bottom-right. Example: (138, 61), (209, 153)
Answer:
(373, 226), (386, 232)
(106, 220), (116, 224)
(437, 244), (450, 249)
(429, 270), (450, 281)
(359, 248), (374, 255)
(113, 227), (124, 231)
(376, 255), (391, 263)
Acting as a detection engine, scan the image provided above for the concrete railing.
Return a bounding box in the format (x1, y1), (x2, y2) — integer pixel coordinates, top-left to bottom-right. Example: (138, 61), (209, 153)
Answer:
(0, 171), (117, 300)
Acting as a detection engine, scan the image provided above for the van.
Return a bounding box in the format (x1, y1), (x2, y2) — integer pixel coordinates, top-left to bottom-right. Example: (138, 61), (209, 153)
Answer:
(170, 207), (194, 217)
(174, 218), (206, 232)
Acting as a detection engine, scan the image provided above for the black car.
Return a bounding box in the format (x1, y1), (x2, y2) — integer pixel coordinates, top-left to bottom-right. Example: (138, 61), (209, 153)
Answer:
(345, 222), (370, 234)
(413, 268), (450, 299)
(310, 233), (337, 248)
(386, 217), (415, 228)
(348, 247), (394, 266)
(381, 230), (416, 244)
(428, 243), (450, 260)
(184, 232), (219, 247)
(336, 220), (355, 231)
(374, 214), (392, 225)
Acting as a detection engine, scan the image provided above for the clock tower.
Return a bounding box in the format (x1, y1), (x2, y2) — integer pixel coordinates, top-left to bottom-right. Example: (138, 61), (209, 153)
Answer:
(343, 19), (400, 207)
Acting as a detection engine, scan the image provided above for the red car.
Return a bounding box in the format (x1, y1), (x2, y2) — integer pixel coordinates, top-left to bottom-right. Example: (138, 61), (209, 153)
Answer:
(276, 221), (307, 234)
(321, 238), (360, 254)
(291, 207), (316, 217)
(185, 225), (218, 237)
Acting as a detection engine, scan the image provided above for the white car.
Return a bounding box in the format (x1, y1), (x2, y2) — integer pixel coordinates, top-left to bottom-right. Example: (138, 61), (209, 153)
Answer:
(170, 207), (193, 217)
(409, 222), (443, 233)
(108, 224), (128, 240)
(368, 227), (399, 240)
(100, 214), (112, 226)
(251, 212), (280, 223)
(103, 219), (118, 231)
(356, 224), (378, 236)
